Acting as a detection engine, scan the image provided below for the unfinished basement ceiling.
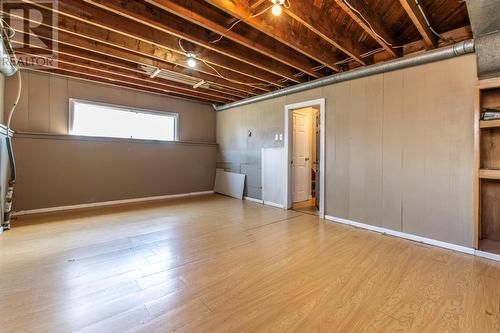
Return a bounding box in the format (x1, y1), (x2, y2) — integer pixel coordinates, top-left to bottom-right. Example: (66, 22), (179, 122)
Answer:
(3, 0), (471, 105)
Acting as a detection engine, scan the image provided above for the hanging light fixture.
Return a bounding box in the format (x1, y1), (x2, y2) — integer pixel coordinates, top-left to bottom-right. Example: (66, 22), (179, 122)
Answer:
(271, 0), (285, 16)
(186, 53), (197, 68)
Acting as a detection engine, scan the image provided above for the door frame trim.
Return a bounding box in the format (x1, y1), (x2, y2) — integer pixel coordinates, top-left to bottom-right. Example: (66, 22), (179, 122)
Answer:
(284, 98), (325, 218)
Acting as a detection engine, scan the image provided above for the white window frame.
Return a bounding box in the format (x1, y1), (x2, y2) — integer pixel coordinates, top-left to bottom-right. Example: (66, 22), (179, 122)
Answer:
(68, 98), (179, 141)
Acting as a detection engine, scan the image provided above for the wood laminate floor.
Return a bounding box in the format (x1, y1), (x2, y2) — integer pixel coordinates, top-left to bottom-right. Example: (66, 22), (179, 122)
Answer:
(292, 199), (319, 216)
(1, 194), (499, 332)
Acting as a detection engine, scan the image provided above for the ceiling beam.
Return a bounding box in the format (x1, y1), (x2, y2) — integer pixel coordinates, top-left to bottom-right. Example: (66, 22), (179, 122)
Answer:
(3, 10), (266, 97)
(278, 0), (370, 65)
(6, 3), (273, 94)
(29, 67), (217, 104)
(12, 30), (248, 100)
(26, 60), (228, 104)
(205, 0), (342, 72)
(144, 0), (323, 78)
(52, 53), (239, 103)
(12, 24), (254, 99)
(15, 49), (233, 104)
(250, 0), (267, 9)
(84, 0), (305, 84)
(22, 0), (286, 88)
(334, 0), (402, 58)
(399, 0), (438, 49)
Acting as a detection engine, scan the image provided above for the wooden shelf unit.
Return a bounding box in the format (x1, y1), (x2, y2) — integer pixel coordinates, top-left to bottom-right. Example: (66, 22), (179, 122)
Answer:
(475, 79), (500, 254)
(479, 169), (500, 180)
(480, 119), (500, 129)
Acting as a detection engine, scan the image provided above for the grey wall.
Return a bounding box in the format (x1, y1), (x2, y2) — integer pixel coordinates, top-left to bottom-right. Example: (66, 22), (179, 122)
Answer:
(13, 134), (216, 211)
(4, 70), (216, 142)
(217, 54), (477, 247)
(4, 70), (217, 211)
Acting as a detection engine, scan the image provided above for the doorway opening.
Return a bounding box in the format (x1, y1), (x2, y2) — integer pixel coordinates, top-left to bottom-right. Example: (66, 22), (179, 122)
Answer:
(284, 99), (325, 218)
(291, 107), (319, 215)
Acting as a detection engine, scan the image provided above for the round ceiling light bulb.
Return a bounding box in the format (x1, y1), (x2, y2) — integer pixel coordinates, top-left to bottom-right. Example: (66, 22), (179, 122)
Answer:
(271, 4), (282, 16)
(187, 57), (197, 68)
(186, 53), (197, 68)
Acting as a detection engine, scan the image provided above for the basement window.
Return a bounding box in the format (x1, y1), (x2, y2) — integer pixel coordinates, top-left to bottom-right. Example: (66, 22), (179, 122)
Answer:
(69, 99), (178, 141)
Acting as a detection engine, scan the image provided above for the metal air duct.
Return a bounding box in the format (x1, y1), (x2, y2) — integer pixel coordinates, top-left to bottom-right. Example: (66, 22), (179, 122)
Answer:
(216, 40), (475, 111)
(467, 0), (500, 79)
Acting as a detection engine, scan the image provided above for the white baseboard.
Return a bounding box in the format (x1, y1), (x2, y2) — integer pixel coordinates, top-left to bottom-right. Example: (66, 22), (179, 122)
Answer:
(244, 196), (264, 204)
(323, 215), (500, 261)
(475, 250), (500, 261)
(264, 201), (285, 209)
(13, 190), (215, 216)
(244, 197), (283, 209)
(190, 191), (215, 196)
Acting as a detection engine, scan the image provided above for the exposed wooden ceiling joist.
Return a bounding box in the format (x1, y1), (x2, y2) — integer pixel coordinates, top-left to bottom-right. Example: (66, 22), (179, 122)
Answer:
(144, 0), (323, 78)
(14, 44), (235, 104)
(17, 37), (248, 100)
(83, 0), (305, 84)
(3, 9), (267, 101)
(25, 55), (230, 104)
(22, 0), (285, 89)
(7, 13), (273, 100)
(10, 18), (257, 98)
(205, 0), (342, 72)
(399, 0), (438, 49)
(5, 0), (470, 105)
(250, 0), (267, 9)
(279, 0), (370, 65)
(30, 67), (217, 104)
(334, 0), (402, 58)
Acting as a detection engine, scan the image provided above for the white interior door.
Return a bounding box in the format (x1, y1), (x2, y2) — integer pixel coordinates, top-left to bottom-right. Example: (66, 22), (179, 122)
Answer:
(292, 111), (310, 203)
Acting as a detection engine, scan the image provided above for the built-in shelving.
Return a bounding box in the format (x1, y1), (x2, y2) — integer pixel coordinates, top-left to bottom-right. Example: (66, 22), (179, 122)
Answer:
(480, 119), (500, 129)
(475, 80), (500, 255)
(479, 169), (500, 180)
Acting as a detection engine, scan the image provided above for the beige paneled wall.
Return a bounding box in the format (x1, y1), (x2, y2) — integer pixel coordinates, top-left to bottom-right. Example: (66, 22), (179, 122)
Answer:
(217, 54), (477, 247)
(4, 70), (216, 142)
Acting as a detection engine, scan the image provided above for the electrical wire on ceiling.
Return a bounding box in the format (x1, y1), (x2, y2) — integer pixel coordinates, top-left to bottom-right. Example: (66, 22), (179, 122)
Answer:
(335, 47), (385, 65)
(343, 0), (450, 50)
(210, 19), (241, 44)
(342, 0), (402, 48)
(414, 0), (451, 42)
(312, 65), (325, 72)
(178, 38), (192, 54)
(209, 0), (314, 88)
(200, 58), (275, 89)
(1, 17), (15, 40)
(250, 5), (272, 17)
(178, 37), (283, 89)
(250, 0), (290, 18)
(333, 0), (453, 67)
